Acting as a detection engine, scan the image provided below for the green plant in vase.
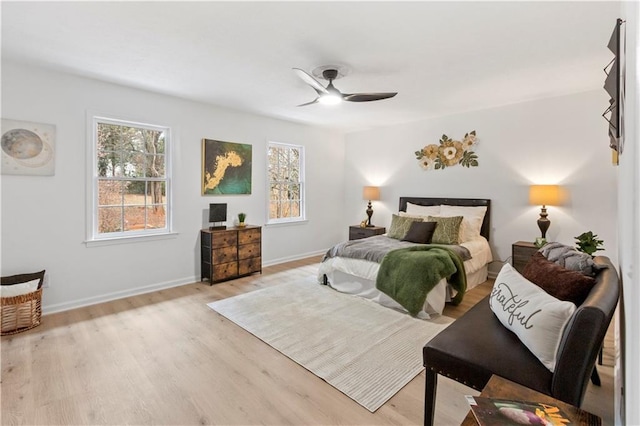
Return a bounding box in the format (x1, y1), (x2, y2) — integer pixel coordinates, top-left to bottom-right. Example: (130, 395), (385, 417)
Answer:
(575, 231), (604, 256)
(238, 212), (247, 227)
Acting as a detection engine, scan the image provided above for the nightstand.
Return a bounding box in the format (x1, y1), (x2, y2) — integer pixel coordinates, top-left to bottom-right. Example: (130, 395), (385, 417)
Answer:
(512, 241), (539, 273)
(349, 225), (386, 240)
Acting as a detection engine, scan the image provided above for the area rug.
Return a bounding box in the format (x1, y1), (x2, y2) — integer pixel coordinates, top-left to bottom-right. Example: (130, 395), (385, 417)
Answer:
(207, 279), (453, 412)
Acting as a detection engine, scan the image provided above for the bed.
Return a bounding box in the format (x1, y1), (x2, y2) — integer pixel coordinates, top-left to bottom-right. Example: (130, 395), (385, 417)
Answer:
(318, 197), (492, 318)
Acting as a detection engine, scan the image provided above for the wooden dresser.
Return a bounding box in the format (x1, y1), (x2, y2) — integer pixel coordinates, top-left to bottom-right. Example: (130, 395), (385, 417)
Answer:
(201, 225), (262, 283)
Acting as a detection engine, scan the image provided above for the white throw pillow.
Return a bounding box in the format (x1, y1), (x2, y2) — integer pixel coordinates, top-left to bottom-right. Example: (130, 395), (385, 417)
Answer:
(439, 205), (487, 243)
(490, 264), (576, 372)
(399, 211), (429, 220)
(405, 202), (440, 217)
(0, 279), (40, 297)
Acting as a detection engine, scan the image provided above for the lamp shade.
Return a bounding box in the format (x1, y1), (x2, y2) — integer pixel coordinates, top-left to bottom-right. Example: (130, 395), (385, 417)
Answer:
(529, 185), (560, 206)
(363, 186), (380, 201)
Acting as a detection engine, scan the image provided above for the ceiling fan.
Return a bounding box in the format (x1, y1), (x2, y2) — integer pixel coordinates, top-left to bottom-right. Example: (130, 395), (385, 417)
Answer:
(293, 67), (397, 107)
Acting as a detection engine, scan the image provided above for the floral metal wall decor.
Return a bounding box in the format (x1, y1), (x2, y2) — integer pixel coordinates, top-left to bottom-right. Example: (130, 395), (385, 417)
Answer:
(415, 130), (478, 170)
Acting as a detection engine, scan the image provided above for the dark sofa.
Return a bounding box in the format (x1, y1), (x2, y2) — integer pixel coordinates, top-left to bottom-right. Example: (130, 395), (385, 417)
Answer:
(422, 256), (619, 426)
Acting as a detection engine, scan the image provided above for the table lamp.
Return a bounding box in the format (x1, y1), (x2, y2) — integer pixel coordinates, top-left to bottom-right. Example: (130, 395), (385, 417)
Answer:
(529, 185), (560, 240)
(363, 186), (380, 227)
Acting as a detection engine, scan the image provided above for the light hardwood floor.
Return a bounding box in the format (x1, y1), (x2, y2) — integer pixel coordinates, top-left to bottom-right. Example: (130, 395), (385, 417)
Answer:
(1, 256), (614, 425)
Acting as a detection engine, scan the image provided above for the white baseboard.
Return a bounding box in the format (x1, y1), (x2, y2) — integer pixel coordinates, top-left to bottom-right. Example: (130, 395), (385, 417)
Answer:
(262, 249), (326, 267)
(42, 251), (328, 315)
(42, 275), (199, 315)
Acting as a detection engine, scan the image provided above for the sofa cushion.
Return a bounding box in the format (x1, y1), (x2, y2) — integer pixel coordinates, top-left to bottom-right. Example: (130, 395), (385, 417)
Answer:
(490, 264), (576, 372)
(523, 253), (597, 306)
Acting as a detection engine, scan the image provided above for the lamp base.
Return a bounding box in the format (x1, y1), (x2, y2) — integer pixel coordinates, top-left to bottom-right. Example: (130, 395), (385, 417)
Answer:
(366, 200), (374, 227)
(537, 206), (550, 238)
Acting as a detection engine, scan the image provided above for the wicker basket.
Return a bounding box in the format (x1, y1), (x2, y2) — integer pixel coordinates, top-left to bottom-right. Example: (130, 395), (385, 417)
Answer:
(1, 270), (45, 336)
(1, 288), (43, 335)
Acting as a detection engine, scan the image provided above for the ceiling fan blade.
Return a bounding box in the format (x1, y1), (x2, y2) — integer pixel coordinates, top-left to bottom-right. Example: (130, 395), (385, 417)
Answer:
(293, 68), (328, 95)
(297, 98), (319, 107)
(343, 92), (397, 102)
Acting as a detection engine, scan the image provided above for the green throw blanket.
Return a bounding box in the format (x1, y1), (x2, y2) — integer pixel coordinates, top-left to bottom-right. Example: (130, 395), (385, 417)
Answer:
(375, 246), (467, 317)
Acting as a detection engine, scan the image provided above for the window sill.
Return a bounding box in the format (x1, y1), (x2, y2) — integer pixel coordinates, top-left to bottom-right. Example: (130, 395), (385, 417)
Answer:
(85, 232), (179, 248)
(264, 219), (308, 228)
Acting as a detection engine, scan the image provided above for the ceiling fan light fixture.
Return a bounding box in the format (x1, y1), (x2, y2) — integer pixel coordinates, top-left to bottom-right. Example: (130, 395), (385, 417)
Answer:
(318, 93), (342, 105)
(293, 67), (397, 107)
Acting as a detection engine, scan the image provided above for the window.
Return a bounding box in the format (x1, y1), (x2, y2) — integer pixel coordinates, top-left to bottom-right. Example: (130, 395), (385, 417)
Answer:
(267, 142), (305, 224)
(88, 116), (171, 242)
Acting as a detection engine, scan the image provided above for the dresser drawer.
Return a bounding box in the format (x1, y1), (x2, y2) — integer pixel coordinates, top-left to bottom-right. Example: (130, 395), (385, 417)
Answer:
(212, 246), (237, 263)
(213, 262), (238, 281)
(212, 230), (238, 248)
(238, 242), (261, 260)
(239, 257), (261, 275)
(238, 228), (261, 245)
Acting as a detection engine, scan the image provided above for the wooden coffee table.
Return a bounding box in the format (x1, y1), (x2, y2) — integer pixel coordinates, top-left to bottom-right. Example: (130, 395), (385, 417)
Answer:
(461, 375), (602, 425)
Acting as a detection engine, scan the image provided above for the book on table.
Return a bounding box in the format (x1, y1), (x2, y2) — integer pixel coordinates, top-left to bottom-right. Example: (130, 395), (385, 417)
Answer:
(466, 395), (577, 425)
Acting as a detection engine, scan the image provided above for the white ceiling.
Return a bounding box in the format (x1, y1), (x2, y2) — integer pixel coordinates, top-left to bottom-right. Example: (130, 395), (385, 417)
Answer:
(1, 1), (620, 133)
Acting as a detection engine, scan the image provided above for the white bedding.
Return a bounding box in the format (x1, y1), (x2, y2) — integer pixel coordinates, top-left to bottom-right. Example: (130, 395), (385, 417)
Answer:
(317, 236), (492, 319)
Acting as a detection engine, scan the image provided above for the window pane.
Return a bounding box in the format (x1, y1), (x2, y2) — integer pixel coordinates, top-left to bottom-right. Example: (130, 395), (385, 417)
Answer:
(147, 181), (166, 205)
(124, 206), (146, 231)
(98, 180), (123, 206)
(146, 205), (166, 229)
(97, 151), (120, 177)
(98, 206), (123, 233)
(141, 129), (165, 155)
(289, 183), (300, 200)
(269, 201), (280, 219)
(290, 201), (300, 217)
(270, 183), (281, 201)
(146, 155), (165, 177)
(126, 152), (146, 177)
(124, 181), (145, 206)
(129, 131), (146, 153)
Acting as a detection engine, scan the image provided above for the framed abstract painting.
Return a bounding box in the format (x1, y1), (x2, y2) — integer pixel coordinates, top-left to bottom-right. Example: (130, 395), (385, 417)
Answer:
(201, 139), (252, 195)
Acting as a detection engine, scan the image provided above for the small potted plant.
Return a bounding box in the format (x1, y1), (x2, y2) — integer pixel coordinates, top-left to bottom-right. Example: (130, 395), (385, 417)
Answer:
(237, 212), (247, 227)
(575, 231), (604, 256)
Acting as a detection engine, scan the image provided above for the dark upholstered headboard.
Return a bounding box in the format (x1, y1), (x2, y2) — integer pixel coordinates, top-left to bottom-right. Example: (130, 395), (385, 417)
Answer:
(398, 197), (491, 241)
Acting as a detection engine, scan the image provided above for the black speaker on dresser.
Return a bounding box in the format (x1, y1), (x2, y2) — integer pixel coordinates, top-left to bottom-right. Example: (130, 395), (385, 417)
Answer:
(209, 203), (227, 230)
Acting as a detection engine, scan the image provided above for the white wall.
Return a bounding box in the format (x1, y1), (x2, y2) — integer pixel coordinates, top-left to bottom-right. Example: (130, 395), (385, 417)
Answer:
(619, 3), (639, 425)
(344, 90), (619, 275)
(0, 61), (346, 313)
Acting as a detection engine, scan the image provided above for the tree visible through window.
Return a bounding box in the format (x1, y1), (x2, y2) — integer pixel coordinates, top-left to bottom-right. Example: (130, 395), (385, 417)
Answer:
(92, 117), (170, 238)
(267, 142), (304, 223)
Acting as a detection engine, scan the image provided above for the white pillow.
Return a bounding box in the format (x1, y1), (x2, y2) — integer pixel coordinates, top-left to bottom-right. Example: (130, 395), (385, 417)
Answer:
(0, 279), (40, 297)
(399, 211), (429, 220)
(405, 202), (440, 217)
(440, 205), (487, 242)
(490, 264), (576, 372)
